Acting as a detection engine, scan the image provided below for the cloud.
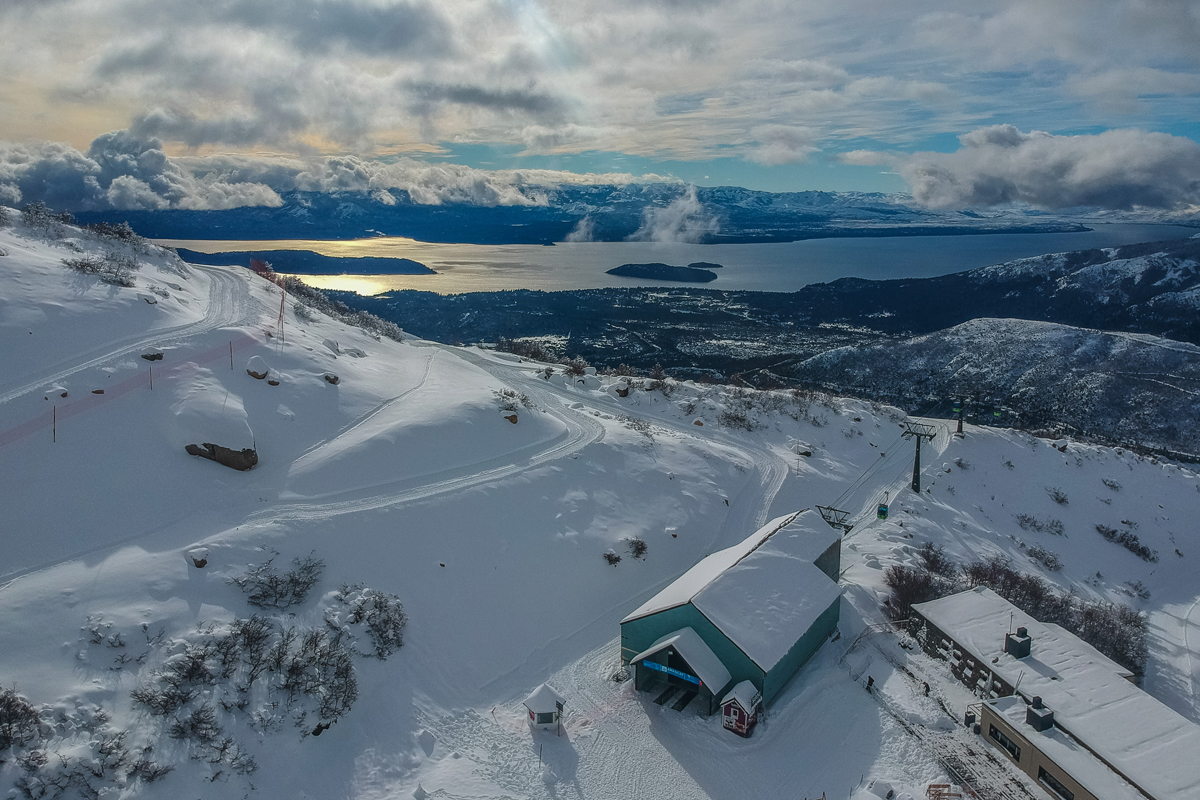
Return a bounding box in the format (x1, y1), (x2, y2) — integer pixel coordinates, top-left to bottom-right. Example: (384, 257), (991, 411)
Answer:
(885, 125), (1200, 210)
(745, 125), (819, 165)
(0, 131), (676, 211)
(627, 184), (719, 243)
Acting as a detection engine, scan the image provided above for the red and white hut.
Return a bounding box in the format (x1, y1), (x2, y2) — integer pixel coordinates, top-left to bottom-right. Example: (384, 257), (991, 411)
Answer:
(720, 680), (761, 737)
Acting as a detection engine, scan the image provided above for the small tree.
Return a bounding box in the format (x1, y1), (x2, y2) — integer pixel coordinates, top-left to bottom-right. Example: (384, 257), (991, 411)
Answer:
(624, 537), (648, 559)
(603, 551), (622, 566)
(230, 555), (325, 609)
(0, 686), (41, 753)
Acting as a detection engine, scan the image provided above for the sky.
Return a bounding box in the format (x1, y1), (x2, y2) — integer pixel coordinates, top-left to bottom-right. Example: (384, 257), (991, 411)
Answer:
(1, 0), (1199, 211)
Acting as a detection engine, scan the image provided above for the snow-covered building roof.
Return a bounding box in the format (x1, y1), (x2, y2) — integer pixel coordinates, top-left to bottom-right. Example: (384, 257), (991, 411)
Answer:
(624, 513), (840, 671)
(914, 587), (1200, 800)
(629, 628), (732, 692)
(722, 680), (760, 712)
(523, 683), (565, 713)
(623, 510), (840, 672)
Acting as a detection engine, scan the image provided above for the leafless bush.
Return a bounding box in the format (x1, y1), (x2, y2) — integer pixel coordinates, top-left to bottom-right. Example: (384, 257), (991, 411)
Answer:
(278, 276), (404, 342)
(603, 551), (622, 566)
(883, 564), (956, 620)
(619, 415), (654, 442)
(624, 537), (648, 559)
(293, 302), (316, 323)
(1015, 513), (1064, 536)
(84, 221), (141, 244)
(495, 336), (555, 362)
(563, 356), (590, 377)
(1026, 544), (1063, 571)
(963, 554), (1146, 673)
(954, 457), (971, 470)
(494, 387), (533, 412)
(1046, 486), (1069, 505)
(61, 253), (137, 287)
(916, 542), (957, 577)
(328, 584), (408, 659)
(1095, 524), (1158, 562)
(0, 686), (41, 754)
(20, 202), (73, 231)
(230, 555), (324, 609)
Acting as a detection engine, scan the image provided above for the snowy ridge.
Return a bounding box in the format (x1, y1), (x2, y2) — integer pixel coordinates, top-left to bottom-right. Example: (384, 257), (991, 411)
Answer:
(2, 209), (1200, 800)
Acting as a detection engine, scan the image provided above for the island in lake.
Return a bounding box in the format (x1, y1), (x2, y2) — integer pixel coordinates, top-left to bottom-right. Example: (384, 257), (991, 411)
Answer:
(605, 262), (720, 283)
(175, 248), (435, 275)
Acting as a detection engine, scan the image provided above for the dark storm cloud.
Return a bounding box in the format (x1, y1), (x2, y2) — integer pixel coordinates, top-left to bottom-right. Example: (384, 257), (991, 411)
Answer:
(894, 125), (1200, 210)
(406, 82), (569, 118)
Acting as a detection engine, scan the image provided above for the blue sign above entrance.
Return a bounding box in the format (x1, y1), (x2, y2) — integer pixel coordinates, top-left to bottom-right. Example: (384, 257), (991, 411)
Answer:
(641, 659), (702, 686)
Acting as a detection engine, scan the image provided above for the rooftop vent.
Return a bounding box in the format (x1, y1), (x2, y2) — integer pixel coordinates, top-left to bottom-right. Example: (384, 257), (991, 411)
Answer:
(1026, 696), (1054, 732)
(1004, 628), (1031, 659)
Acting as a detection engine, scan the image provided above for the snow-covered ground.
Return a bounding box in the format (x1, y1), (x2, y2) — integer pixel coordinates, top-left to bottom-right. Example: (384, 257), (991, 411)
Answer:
(2, 210), (1198, 800)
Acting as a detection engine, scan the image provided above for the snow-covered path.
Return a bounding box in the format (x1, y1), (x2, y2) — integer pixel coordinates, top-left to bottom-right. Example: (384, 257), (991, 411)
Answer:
(0, 265), (256, 406)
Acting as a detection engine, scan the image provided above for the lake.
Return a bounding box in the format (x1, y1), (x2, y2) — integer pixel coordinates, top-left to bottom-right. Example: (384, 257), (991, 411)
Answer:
(160, 223), (1196, 296)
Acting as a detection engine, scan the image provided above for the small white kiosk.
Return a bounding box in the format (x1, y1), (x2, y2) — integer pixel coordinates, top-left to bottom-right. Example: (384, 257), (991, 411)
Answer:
(523, 683), (565, 730)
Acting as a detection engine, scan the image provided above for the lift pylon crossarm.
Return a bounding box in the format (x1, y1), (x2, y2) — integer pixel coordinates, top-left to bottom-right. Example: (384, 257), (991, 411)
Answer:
(901, 420), (938, 441)
(816, 505), (855, 533)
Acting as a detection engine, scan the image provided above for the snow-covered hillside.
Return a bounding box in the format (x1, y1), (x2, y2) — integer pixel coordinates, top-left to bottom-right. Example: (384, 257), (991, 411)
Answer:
(793, 317), (1200, 455)
(2, 208), (1199, 800)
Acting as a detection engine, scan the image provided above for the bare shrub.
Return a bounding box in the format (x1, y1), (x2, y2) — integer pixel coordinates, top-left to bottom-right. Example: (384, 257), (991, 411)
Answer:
(494, 387), (533, 412)
(624, 537), (648, 559)
(0, 686), (41, 753)
(963, 554), (1146, 673)
(563, 356), (590, 377)
(230, 555), (324, 609)
(1026, 544), (1063, 571)
(916, 542), (957, 577)
(1046, 486), (1069, 505)
(883, 564), (956, 620)
(278, 276), (404, 342)
(1102, 478), (1122, 491)
(20, 201), (73, 231)
(603, 551), (622, 566)
(62, 253), (137, 287)
(1014, 513), (1064, 536)
(1095, 524), (1158, 562)
(328, 585), (408, 659)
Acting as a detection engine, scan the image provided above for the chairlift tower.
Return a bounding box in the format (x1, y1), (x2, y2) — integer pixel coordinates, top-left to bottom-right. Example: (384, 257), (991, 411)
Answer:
(816, 505), (854, 533)
(902, 420), (937, 493)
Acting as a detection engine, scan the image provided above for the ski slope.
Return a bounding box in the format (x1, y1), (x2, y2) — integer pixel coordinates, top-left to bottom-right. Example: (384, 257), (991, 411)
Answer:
(1, 210), (1198, 800)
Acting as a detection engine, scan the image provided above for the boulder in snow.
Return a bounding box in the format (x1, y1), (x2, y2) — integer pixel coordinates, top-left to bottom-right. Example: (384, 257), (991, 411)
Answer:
(343, 347), (367, 358)
(693, 419), (704, 426)
(323, 372), (340, 385)
(188, 547), (210, 568)
(246, 355), (269, 379)
(141, 349), (164, 361)
(503, 413), (519, 424)
(136, 293), (157, 304)
(322, 338), (341, 355)
(185, 442), (259, 471)
(267, 379), (280, 386)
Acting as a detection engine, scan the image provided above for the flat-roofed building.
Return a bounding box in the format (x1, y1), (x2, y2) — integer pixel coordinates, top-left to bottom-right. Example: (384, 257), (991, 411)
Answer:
(910, 586), (1200, 800)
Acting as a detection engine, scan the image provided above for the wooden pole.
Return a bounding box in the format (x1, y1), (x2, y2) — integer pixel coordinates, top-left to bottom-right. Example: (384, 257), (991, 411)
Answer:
(149, 365), (153, 390)
(230, 340), (234, 369)
(53, 405), (56, 442)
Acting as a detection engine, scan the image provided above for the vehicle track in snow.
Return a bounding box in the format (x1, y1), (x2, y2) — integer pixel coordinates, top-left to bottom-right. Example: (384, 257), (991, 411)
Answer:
(248, 346), (604, 524)
(0, 265), (257, 406)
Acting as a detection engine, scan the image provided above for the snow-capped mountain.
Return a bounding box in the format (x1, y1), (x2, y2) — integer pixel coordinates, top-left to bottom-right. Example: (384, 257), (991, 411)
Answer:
(2, 207), (1199, 800)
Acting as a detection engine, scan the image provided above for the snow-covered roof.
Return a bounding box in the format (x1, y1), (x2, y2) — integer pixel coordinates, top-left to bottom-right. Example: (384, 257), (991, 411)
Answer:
(989, 697), (1144, 800)
(721, 680), (760, 712)
(523, 683), (565, 713)
(629, 627), (732, 692)
(915, 587), (1200, 800)
(622, 510), (841, 672)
